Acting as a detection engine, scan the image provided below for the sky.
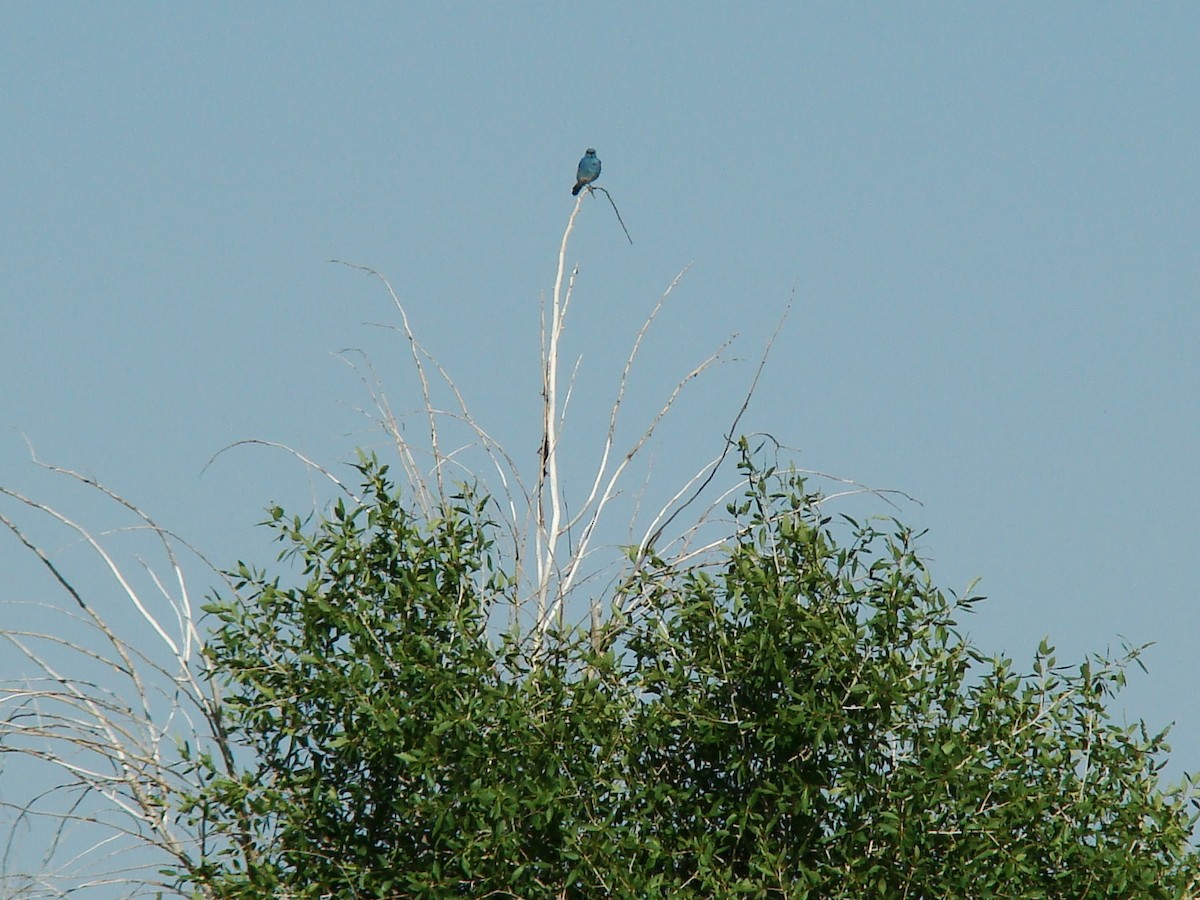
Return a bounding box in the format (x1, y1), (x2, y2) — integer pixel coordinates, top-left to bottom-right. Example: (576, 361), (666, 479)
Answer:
(2, 2), (1199, 891)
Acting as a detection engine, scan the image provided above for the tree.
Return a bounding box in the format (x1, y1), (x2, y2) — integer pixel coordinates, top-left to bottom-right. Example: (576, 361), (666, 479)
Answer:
(5, 192), (1197, 900)
(181, 445), (1200, 898)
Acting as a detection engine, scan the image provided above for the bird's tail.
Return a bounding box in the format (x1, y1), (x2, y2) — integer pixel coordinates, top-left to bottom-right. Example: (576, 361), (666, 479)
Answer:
(571, 183), (582, 196)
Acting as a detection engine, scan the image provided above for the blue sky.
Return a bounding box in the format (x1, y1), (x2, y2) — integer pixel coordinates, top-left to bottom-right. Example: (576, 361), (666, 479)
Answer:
(3, 2), (1199, 882)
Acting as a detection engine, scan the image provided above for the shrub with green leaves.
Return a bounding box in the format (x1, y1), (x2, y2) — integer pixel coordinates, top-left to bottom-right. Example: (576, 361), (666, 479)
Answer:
(183, 450), (1200, 898)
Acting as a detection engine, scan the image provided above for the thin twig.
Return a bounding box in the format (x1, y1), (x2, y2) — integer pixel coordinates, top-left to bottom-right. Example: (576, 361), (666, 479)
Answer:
(586, 186), (633, 245)
(636, 289), (795, 560)
(332, 259), (444, 510)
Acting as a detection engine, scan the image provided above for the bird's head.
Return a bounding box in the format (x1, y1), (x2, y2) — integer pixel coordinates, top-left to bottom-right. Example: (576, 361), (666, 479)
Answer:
(585, 148), (596, 155)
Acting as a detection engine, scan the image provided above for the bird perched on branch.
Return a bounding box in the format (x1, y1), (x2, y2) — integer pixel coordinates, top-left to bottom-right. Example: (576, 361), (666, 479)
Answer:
(572, 148), (601, 195)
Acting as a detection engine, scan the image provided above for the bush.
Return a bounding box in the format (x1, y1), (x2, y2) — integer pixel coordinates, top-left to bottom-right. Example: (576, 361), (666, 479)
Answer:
(184, 448), (1200, 898)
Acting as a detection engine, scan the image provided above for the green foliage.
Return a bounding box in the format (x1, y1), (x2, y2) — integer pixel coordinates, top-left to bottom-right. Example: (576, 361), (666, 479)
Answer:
(182, 449), (1200, 898)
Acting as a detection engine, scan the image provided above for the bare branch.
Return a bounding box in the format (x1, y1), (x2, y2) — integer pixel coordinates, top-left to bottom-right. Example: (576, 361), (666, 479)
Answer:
(584, 186), (634, 245)
(332, 259), (445, 510)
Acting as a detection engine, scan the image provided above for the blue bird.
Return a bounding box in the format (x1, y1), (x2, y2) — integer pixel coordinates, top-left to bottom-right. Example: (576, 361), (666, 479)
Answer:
(572, 148), (601, 195)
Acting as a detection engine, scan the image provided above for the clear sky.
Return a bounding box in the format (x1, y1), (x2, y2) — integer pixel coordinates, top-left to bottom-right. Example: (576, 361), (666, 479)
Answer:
(3, 1), (1198, 881)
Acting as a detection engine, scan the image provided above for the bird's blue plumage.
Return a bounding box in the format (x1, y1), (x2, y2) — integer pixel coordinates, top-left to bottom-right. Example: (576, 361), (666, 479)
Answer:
(572, 148), (601, 195)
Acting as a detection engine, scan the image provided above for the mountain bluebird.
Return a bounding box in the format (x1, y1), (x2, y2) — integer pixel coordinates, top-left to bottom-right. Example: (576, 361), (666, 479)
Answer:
(572, 148), (601, 195)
